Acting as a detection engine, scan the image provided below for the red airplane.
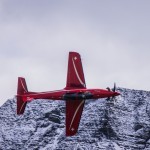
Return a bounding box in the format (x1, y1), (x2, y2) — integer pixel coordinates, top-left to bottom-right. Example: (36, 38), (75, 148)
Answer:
(16, 52), (120, 136)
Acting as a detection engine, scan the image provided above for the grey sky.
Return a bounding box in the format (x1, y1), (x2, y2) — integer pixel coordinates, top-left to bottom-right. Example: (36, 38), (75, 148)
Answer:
(0, 0), (150, 106)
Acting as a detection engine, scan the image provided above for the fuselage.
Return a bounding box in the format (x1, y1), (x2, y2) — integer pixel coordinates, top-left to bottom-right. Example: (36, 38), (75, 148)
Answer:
(21, 88), (120, 102)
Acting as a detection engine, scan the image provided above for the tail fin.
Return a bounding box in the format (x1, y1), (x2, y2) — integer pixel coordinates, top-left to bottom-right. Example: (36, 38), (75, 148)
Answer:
(17, 77), (28, 115)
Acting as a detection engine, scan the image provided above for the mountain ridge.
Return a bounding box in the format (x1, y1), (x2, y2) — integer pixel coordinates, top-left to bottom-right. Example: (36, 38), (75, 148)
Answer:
(0, 87), (150, 150)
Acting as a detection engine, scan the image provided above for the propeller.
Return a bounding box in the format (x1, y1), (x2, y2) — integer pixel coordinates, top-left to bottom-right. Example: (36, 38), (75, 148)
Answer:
(106, 83), (116, 92)
(112, 82), (116, 92)
(106, 83), (117, 102)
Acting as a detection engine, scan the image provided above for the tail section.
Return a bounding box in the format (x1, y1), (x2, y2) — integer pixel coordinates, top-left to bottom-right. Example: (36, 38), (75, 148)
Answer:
(17, 77), (28, 115)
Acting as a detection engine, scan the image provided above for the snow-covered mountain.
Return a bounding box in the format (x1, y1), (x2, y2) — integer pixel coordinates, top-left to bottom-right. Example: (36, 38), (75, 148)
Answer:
(0, 88), (150, 150)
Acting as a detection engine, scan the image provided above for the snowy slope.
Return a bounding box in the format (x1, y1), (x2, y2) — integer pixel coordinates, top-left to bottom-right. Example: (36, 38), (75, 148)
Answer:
(0, 88), (150, 150)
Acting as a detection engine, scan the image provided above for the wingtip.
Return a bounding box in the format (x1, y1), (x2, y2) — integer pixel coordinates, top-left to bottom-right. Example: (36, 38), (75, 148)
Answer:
(69, 51), (80, 56)
(66, 129), (78, 136)
(18, 77), (25, 80)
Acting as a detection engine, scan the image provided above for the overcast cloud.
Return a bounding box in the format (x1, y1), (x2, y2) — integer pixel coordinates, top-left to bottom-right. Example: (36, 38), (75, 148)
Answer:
(0, 0), (150, 106)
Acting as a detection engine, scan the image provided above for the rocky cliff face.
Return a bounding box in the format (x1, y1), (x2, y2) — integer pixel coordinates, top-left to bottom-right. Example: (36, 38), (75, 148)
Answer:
(0, 88), (150, 150)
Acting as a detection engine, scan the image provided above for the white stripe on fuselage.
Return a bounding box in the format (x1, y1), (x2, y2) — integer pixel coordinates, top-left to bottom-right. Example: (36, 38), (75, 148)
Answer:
(24, 89), (71, 96)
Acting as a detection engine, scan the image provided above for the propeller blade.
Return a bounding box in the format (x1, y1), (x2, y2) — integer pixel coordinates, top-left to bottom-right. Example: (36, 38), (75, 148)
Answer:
(106, 97), (110, 101)
(112, 96), (117, 102)
(106, 83), (118, 103)
(112, 83), (116, 92)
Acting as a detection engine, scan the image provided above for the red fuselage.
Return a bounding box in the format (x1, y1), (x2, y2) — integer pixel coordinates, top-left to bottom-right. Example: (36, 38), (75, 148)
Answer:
(21, 88), (120, 102)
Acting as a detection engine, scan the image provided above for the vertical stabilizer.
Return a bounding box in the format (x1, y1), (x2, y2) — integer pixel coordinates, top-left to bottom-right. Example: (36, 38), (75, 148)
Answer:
(17, 77), (28, 115)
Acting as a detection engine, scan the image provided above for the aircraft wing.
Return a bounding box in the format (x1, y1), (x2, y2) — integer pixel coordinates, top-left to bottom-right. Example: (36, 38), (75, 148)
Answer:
(66, 99), (85, 136)
(66, 52), (86, 89)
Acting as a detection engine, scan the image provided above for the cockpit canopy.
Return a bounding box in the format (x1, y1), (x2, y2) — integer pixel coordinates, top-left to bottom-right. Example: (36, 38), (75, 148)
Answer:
(63, 92), (93, 100)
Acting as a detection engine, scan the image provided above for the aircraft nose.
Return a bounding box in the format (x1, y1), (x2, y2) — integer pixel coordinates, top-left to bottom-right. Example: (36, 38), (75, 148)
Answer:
(114, 92), (120, 96)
